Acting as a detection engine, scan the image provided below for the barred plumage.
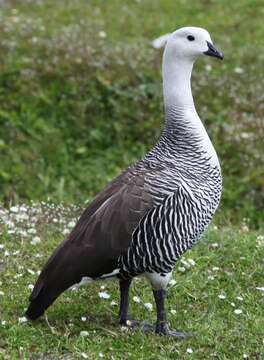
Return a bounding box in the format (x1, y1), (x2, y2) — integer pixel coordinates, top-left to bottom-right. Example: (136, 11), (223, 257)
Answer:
(119, 105), (222, 279)
(25, 26), (223, 337)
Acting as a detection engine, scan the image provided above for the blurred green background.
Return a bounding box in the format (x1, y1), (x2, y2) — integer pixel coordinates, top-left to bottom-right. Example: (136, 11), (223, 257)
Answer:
(0, 0), (263, 226)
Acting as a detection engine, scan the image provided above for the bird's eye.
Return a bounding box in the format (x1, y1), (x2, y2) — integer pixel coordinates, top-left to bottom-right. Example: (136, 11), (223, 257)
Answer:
(187, 35), (195, 41)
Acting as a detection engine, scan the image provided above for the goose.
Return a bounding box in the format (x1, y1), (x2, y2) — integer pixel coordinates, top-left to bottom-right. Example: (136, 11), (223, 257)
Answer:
(25, 26), (223, 337)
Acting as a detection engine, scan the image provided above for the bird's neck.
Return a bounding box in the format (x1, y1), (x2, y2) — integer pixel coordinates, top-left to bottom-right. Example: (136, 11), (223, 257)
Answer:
(161, 55), (220, 167)
(162, 56), (195, 115)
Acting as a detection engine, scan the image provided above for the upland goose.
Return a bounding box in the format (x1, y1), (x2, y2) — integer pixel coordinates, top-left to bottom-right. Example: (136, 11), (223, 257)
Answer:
(26, 27), (223, 336)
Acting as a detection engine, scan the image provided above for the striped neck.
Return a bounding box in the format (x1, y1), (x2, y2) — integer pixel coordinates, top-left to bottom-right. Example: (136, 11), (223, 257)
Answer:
(160, 51), (219, 166)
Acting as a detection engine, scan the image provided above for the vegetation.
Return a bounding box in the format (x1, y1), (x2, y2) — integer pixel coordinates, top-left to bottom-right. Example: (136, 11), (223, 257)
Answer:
(0, 203), (263, 359)
(0, 0), (263, 226)
(0, 0), (263, 359)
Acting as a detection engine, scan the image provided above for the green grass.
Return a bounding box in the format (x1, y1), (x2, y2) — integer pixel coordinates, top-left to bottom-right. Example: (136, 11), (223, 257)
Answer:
(0, 0), (263, 225)
(0, 203), (264, 359)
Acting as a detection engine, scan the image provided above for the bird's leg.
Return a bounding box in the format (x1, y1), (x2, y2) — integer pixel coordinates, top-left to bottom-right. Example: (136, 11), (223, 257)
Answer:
(118, 279), (132, 325)
(153, 289), (168, 334)
(118, 278), (154, 331)
(153, 289), (192, 337)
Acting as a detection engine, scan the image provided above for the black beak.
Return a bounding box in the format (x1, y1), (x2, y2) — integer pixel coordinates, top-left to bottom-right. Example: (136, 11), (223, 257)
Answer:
(204, 41), (224, 60)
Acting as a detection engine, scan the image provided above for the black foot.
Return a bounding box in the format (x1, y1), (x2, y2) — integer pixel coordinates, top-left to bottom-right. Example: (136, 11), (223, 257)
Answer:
(156, 322), (193, 338)
(120, 319), (155, 332)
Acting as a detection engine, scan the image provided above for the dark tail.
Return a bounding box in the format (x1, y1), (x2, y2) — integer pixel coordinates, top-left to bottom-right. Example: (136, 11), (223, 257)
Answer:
(25, 239), (81, 320)
(25, 269), (79, 320)
(25, 301), (45, 320)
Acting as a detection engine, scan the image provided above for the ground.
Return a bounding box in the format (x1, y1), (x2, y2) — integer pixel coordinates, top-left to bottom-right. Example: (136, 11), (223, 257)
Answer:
(0, 203), (263, 359)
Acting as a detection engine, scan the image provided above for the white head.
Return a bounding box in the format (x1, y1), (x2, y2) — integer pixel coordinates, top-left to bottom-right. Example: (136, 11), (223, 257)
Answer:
(162, 27), (223, 108)
(164, 26), (223, 63)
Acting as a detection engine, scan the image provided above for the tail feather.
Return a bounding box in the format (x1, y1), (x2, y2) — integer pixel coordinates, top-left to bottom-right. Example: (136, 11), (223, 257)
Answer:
(25, 241), (80, 320)
(25, 273), (77, 320)
(25, 303), (44, 320)
(25, 231), (118, 320)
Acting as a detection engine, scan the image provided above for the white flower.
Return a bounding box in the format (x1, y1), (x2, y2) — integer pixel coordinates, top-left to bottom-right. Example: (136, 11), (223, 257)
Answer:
(27, 269), (35, 275)
(100, 285), (105, 290)
(212, 267), (220, 272)
(169, 279), (176, 286)
(170, 309), (176, 315)
(234, 309), (243, 315)
(231, 302), (236, 307)
(81, 353), (88, 359)
(187, 259), (196, 266)
(19, 230), (28, 237)
(218, 294), (226, 299)
(4, 251), (10, 257)
(205, 64), (212, 72)
(256, 235), (264, 247)
(240, 132), (250, 140)
(28, 284), (34, 290)
(10, 206), (18, 213)
(0, 291), (4, 296)
(0, 244), (4, 249)
(180, 259), (190, 268)
(1, 320), (6, 326)
(98, 31), (107, 39)
(256, 287), (264, 292)
(186, 348), (193, 354)
(241, 224), (249, 232)
(98, 291), (110, 299)
(132, 296), (140, 303)
(68, 220), (76, 228)
(30, 236), (41, 245)
(144, 303), (153, 311)
(243, 354), (248, 359)
(80, 331), (89, 337)
(81, 317), (87, 322)
(234, 67), (244, 74)
(211, 242), (219, 248)
(18, 316), (28, 323)
(236, 296), (243, 301)
(207, 275), (215, 281)
(6, 220), (14, 228)
(110, 300), (118, 306)
(99, 353), (104, 358)
(27, 228), (37, 234)
(31, 36), (38, 44)
(178, 266), (186, 273)
(62, 228), (70, 236)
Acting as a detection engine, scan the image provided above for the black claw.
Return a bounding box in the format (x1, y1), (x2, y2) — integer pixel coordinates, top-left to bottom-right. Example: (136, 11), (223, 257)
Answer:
(155, 322), (193, 337)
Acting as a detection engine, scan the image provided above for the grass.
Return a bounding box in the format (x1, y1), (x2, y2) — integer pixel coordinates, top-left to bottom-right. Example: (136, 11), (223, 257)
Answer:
(0, 203), (264, 359)
(0, 0), (263, 225)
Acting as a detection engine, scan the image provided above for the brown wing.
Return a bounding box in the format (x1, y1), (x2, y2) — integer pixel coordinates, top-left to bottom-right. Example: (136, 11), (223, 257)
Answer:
(69, 166), (154, 256)
(26, 163), (164, 318)
(30, 165), (156, 297)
